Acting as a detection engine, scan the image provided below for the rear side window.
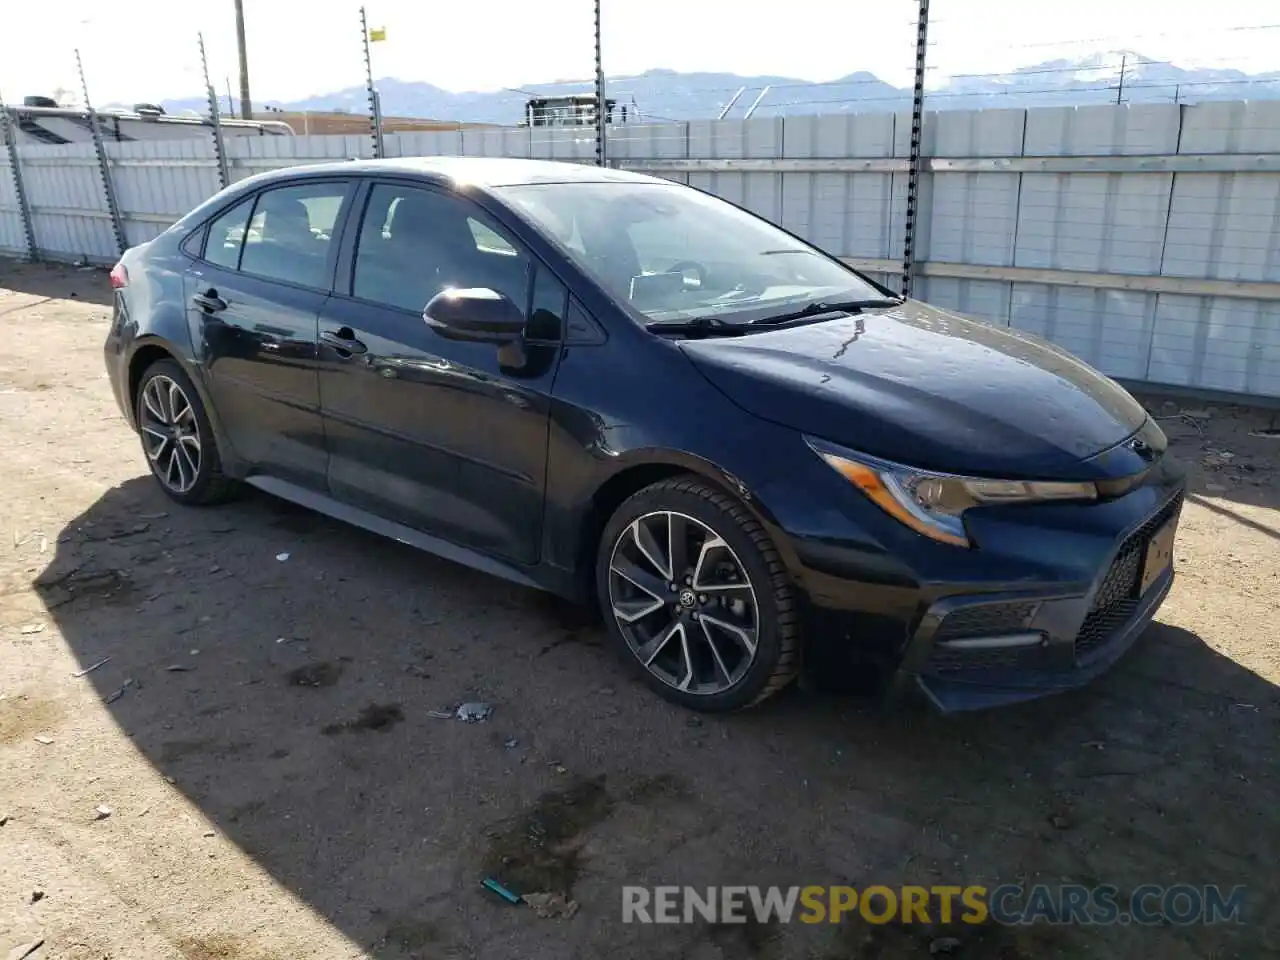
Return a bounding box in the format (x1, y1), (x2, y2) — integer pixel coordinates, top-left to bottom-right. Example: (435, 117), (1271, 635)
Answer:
(236, 182), (348, 289)
(203, 198), (254, 269)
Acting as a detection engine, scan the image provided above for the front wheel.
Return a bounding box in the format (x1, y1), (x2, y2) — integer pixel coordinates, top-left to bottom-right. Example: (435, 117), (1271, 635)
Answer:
(596, 476), (800, 712)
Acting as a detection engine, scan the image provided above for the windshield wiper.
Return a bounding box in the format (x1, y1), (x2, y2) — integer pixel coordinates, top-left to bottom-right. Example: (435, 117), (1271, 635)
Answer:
(644, 315), (746, 337)
(749, 297), (903, 326)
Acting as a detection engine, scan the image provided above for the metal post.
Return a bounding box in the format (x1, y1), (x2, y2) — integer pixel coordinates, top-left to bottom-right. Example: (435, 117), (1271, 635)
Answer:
(743, 85), (772, 120)
(717, 87), (746, 120)
(360, 7), (384, 159)
(234, 0), (253, 119)
(1116, 54), (1127, 104)
(593, 0), (607, 166)
(76, 49), (126, 258)
(900, 0), (930, 299)
(200, 34), (229, 190)
(0, 92), (37, 260)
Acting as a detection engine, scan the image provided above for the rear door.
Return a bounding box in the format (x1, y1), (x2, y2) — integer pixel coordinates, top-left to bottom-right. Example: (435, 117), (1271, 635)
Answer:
(186, 179), (354, 489)
(315, 179), (565, 565)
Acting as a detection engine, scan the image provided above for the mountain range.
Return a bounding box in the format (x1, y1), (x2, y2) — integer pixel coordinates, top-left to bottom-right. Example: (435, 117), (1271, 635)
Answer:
(149, 51), (1280, 124)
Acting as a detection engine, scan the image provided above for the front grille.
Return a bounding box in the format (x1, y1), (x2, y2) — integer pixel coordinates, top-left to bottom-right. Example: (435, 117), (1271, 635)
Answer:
(1075, 492), (1183, 660)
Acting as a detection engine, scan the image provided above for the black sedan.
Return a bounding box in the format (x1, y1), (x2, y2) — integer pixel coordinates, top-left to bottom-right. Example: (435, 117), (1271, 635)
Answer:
(103, 157), (1184, 713)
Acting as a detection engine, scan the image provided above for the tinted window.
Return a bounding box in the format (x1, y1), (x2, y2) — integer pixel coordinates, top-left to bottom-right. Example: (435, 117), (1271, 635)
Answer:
(352, 183), (530, 314)
(526, 266), (567, 342)
(203, 197), (254, 269)
(237, 182), (347, 289)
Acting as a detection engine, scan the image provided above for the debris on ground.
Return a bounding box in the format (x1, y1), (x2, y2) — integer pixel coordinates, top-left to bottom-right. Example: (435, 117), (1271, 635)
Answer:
(929, 937), (962, 955)
(523, 891), (580, 919)
(18, 624), (45, 636)
(6, 939), (45, 960)
(1249, 428), (1280, 439)
(93, 805), (112, 820)
(426, 709), (454, 720)
(104, 679), (135, 704)
(33, 736), (54, 746)
(456, 702), (493, 723)
(0, 814), (9, 826)
(275, 552), (290, 562)
(285, 662), (342, 688)
(29, 890), (44, 904)
(504, 738), (519, 749)
(481, 877), (523, 905)
(71, 657), (111, 678)
(165, 664), (191, 672)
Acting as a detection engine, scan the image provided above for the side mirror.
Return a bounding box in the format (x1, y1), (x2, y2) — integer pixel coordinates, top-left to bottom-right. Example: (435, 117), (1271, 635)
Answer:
(423, 287), (525, 344)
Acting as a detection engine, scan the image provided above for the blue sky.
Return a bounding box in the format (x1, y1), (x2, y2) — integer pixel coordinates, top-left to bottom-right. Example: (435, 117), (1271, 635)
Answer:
(2, 0), (1276, 106)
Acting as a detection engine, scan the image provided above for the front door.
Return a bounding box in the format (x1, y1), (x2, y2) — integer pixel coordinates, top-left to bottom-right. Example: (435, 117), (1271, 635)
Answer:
(188, 179), (352, 489)
(316, 181), (565, 566)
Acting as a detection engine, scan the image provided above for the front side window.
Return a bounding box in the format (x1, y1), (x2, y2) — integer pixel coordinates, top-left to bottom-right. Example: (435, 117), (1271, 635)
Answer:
(351, 183), (530, 314)
(236, 182), (348, 289)
(497, 180), (885, 325)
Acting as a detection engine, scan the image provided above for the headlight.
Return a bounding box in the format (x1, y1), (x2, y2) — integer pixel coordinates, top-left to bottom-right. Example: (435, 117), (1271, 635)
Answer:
(806, 438), (1097, 547)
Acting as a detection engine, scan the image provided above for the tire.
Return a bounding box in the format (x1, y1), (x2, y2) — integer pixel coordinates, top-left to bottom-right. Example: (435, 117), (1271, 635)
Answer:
(595, 476), (800, 712)
(134, 358), (240, 506)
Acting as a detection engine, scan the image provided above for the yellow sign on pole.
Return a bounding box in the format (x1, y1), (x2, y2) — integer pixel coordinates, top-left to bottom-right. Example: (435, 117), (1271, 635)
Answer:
(368, 26), (386, 42)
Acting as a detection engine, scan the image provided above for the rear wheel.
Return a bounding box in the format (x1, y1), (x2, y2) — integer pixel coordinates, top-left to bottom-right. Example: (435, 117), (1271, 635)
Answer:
(135, 359), (239, 505)
(596, 476), (800, 712)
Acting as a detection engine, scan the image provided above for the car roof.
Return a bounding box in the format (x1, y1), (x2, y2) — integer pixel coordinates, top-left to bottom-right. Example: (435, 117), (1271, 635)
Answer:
(251, 156), (668, 189)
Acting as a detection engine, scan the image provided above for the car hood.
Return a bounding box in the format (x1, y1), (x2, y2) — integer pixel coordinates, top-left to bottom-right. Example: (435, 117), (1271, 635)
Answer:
(678, 300), (1149, 480)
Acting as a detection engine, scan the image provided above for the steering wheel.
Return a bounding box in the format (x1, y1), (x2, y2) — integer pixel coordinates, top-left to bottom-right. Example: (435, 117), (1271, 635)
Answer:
(666, 260), (710, 290)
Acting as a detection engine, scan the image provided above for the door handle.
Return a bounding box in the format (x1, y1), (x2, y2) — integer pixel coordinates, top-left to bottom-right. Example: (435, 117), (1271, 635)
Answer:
(191, 289), (227, 313)
(321, 328), (368, 356)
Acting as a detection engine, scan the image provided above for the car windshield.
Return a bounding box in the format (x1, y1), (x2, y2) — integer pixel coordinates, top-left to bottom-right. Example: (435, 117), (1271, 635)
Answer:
(496, 181), (885, 324)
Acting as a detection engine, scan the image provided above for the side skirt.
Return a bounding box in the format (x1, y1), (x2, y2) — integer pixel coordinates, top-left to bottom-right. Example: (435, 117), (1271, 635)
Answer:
(245, 475), (545, 592)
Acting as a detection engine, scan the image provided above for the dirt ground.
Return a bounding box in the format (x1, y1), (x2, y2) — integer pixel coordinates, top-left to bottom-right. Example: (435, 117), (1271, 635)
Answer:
(0, 261), (1277, 960)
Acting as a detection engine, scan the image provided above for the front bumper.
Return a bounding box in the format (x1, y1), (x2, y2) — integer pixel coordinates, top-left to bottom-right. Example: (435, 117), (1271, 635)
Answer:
(895, 488), (1184, 711)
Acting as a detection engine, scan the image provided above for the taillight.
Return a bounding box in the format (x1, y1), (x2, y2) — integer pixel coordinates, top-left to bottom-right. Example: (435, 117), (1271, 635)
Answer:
(109, 263), (128, 289)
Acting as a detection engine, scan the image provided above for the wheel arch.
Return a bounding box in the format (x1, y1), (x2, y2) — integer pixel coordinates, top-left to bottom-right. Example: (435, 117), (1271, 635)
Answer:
(571, 448), (804, 597)
(126, 337), (239, 474)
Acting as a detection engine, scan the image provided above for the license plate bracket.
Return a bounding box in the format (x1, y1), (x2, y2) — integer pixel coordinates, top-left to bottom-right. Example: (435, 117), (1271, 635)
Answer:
(1140, 517), (1177, 595)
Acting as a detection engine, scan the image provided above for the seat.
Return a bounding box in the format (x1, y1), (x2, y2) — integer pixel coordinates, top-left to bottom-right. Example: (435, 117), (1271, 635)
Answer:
(242, 196), (327, 287)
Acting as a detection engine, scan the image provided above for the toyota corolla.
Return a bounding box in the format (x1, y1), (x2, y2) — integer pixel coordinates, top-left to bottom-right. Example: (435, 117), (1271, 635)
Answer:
(103, 157), (1184, 713)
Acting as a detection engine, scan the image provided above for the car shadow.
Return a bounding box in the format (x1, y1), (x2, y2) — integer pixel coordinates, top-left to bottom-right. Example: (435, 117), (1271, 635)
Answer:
(34, 477), (1280, 959)
(0, 260), (115, 309)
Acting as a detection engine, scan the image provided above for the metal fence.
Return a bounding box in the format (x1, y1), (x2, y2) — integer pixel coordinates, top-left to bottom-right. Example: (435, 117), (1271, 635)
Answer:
(3, 100), (1280, 401)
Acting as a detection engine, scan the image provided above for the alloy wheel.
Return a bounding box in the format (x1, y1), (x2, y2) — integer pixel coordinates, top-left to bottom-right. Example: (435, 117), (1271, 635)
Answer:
(607, 510), (760, 695)
(139, 375), (202, 495)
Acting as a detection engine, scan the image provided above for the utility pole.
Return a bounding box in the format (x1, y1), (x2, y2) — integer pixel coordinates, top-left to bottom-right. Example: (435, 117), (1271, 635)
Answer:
(1116, 54), (1126, 105)
(234, 0), (253, 119)
(900, 0), (930, 299)
(593, 0), (607, 166)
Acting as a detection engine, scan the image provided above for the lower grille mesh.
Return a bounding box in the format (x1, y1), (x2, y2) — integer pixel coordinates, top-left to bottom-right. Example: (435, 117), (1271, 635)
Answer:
(1075, 492), (1183, 660)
